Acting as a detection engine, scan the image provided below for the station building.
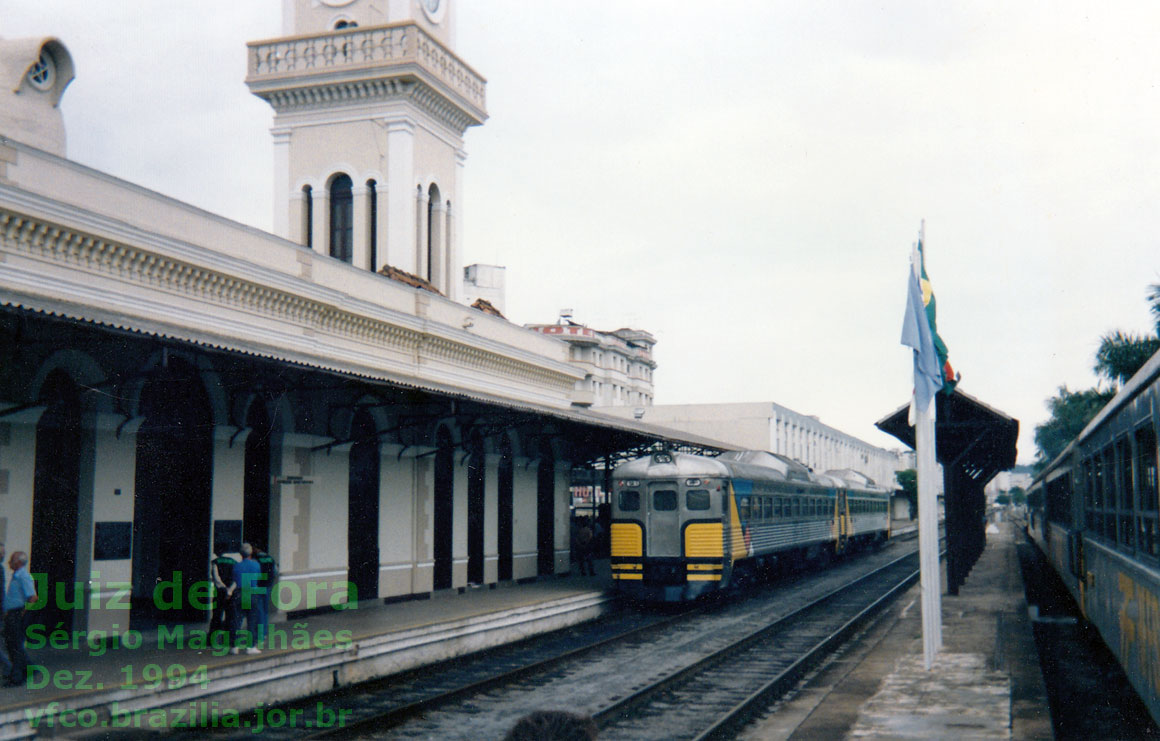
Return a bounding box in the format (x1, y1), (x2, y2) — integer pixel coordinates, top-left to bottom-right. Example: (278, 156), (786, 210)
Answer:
(0, 1), (725, 637)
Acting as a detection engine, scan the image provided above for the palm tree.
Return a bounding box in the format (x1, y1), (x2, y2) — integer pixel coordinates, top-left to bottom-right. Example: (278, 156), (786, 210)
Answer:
(1094, 330), (1160, 386)
(1149, 282), (1160, 334)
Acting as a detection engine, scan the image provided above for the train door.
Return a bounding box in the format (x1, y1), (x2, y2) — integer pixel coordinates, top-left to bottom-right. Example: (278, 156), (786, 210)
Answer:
(647, 482), (681, 557)
(835, 489), (850, 553)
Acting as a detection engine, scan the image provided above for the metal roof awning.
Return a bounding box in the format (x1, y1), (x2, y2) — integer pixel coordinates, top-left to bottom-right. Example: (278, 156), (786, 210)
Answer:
(1, 305), (732, 467)
(876, 388), (1019, 595)
(875, 388), (1019, 484)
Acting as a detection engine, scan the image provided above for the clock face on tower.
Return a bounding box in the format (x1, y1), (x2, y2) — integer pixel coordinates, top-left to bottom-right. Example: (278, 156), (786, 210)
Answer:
(420, 0), (445, 24)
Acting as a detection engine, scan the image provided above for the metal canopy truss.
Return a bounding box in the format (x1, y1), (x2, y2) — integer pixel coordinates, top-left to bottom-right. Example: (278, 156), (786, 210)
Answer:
(876, 388), (1019, 595)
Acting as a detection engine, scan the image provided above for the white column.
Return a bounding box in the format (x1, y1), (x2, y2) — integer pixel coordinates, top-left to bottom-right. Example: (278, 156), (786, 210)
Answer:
(450, 148), (467, 302)
(311, 189), (329, 256)
(272, 128), (292, 239)
(385, 119), (416, 274)
(444, 200), (455, 299)
(289, 190), (307, 245)
(352, 184), (370, 271)
(373, 182), (387, 272)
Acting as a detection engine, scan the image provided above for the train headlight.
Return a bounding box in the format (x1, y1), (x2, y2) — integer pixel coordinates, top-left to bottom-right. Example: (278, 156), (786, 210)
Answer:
(686, 478), (702, 486)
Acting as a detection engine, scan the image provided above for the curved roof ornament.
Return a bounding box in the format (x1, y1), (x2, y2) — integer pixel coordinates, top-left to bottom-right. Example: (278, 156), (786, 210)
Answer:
(0, 37), (75, 156)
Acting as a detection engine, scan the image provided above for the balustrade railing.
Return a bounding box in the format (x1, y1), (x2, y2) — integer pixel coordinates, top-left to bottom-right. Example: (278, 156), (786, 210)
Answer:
(247, 23), (485, 110)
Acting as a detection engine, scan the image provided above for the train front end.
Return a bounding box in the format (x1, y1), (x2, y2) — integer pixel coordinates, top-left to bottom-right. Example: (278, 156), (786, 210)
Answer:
(610, 451), (733, 601)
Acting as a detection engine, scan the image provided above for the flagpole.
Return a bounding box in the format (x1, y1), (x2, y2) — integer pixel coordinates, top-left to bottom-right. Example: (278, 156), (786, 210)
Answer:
(916, 392), (942, 669)
(914, 218), (942, 669)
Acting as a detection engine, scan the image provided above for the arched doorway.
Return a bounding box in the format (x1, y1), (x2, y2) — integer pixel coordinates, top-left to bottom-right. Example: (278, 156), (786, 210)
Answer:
(347, 410), (380, 603)
(467, 430), (485, 585)
(433, 426), (454, 590)
(497, 435), (514, 581)
(132, 358), (213, 624)
(537, 438), (555, 576)
(31, 370), (83, 630)
(243, 400), (272, 551)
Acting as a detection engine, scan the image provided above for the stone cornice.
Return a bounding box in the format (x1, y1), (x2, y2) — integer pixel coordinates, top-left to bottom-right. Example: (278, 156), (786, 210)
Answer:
(0, 203), (581, 404)
(257, 77), (479, 135)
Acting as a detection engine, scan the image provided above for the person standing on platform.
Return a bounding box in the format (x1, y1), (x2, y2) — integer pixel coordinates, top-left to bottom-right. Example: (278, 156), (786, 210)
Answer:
(256, 547), (278, 629)
(3, 551), (37, 686)
(209, 543), (239, 648)
(233, 544), (264, 655)
(575, 519), (595, 577)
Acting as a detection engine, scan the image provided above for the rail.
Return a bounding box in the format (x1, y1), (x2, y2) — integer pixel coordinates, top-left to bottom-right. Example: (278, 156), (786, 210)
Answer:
(591, 549), (925, 737)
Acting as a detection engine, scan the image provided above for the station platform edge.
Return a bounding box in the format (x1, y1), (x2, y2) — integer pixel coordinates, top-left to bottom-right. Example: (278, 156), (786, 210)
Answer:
(0, 523), (1052, 739)
(0, 570), (612, 739)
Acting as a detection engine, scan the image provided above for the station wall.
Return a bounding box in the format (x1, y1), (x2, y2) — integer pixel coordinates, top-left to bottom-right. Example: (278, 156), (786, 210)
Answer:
(0, 319), (577, 638)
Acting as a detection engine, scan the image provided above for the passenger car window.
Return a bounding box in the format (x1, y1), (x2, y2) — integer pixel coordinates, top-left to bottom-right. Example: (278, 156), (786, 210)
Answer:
(686, 489), (711, 510)
(653, 490), (678, 511)
(619, 490), (640, 511)
(739, 496), (751, 519)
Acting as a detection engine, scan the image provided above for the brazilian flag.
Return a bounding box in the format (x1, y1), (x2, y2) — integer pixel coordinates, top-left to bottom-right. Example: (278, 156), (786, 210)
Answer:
(916, 239), (959, 395)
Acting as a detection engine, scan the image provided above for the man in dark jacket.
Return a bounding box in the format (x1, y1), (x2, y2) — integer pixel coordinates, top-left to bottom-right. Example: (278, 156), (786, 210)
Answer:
(209, 543), (238, 647)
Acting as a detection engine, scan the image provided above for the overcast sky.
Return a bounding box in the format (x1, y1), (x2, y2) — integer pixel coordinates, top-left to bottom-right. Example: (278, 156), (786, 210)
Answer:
(4, 1), (1159, 464)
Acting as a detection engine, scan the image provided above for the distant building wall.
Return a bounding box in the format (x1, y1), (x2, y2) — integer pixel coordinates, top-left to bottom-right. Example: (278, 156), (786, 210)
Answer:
(527, 321), (656, 409)
(607, 402), (903, 488)
(463, 263), (506, 315)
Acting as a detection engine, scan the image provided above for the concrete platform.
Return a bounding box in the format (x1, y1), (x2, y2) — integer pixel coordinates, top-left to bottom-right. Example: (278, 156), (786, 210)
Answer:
(0, 569), (612, 739)
(745, 520), (1053, 740)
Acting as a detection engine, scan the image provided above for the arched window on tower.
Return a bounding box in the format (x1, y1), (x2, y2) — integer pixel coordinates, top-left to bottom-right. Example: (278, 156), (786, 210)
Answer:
(329, 174), (353, 263)
(302, 185), (313, 249)
(426, 183), (441, 284)
(367, 179), (378, 272)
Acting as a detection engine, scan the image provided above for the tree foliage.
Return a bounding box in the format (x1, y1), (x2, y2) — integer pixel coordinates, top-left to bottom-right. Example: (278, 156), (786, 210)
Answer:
(1033, 385), (1115, 469)
(895, 468), (917, 519)
(1094, 330), (1160, 386)
(1009, 486), (1026, 506)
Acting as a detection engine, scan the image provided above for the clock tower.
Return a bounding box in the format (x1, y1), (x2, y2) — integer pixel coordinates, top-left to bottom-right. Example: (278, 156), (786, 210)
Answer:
(246, 0), (486, 300)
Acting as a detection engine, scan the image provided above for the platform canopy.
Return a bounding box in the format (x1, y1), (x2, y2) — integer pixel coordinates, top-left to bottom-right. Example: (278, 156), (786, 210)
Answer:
(876, 389), (1018, 482)
(876, 388), (1019, 593)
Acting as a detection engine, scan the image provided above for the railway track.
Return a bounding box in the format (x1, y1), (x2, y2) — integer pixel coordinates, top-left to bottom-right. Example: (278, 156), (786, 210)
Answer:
(593, 550), (920, 740)
(174, 541), (923, 740)
(175, 601), (702, 740)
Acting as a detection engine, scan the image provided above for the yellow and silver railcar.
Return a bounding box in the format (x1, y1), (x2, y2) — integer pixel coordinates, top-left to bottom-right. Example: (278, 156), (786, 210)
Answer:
(610, 450), (891, 601)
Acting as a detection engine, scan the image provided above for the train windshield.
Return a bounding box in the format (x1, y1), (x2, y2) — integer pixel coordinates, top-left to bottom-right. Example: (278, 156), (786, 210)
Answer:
(618, 490), (640, 512)
(686, 490), (710, 510)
